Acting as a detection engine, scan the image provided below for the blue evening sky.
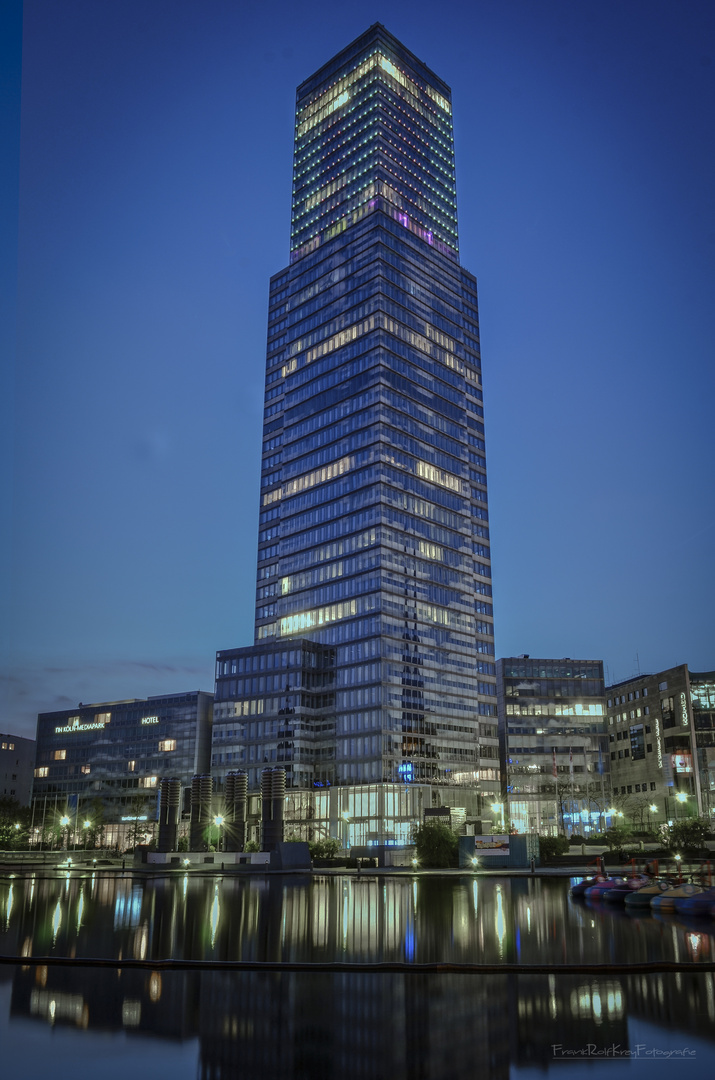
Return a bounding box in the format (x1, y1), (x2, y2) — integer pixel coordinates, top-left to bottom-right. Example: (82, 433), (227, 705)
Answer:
(2, 0), (714, 739)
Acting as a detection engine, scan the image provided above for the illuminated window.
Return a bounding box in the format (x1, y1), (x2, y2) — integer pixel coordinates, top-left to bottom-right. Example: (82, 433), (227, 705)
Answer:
(415, 460), (462, 492)
(81, 764), (91, 775)
(35, 767), (49, 778)
(0, 742), (6, 749)
(54, 749), (67, 761)
(8, 742), (13, 750)
(95, 712), (111, 724)
(280, 599), (357, 636)
(127, 760), (136, 772)
(158, 739), (176, 752)
(139, 776), (157, 788)
(282, 455), (354, 499)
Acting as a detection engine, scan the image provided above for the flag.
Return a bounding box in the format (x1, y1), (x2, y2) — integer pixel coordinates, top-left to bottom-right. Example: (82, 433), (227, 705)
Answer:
(552, 750), (557, 778)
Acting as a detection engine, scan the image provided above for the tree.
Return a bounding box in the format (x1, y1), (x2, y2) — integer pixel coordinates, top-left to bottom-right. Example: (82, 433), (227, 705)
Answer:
(83, 798), (106, 849)
(603, 823), (632, 848)
(0, 798), (31, 849)
(602, 823), (633, 857)
(414, 822), (458, 868)
(125, 795), (155, 850)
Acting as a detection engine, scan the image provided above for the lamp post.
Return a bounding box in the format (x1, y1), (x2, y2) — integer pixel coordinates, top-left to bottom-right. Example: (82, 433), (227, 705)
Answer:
(675, 791), (688, 823)
(60, 814), (70, 850)
(648, 804), (657, 831)
(341, 811), (351, 852)
(83, 819), (91, 851)
(213, 814), (225, 853)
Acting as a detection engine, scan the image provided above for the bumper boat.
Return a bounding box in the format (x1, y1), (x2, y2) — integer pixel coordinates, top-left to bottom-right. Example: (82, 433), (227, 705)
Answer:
(583, 876), (627, 900)
(673, 885), (715, 915)
(650, 883), (703, 911)
(602, 875), (650, 902)
(571, 875), (606, 898)
(623, 880), (672, 907)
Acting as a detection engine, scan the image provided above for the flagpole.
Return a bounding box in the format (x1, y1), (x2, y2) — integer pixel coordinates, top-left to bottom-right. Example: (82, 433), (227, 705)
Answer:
(569, 747), (574, 837)
(552, 748), (559, 835)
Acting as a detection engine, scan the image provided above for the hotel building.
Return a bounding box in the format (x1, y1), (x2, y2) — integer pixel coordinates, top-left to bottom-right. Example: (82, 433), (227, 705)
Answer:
(32, 692), (213, 833)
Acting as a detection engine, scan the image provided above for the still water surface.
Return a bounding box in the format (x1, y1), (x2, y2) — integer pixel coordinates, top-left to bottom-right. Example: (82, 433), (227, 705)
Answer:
(1, 870), (714, 1079)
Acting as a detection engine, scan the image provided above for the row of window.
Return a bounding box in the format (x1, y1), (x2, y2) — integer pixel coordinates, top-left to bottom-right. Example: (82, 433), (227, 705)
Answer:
(608, 687), (649, 706)
(610, 707), (650, 722)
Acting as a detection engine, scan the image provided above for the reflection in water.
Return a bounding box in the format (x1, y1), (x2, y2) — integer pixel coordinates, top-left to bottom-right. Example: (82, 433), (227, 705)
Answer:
(5, 965), (715, 1078)
(3, 871), (715, 967)
(2, 872), (715, 967)
(51, 898), (61, 943)
(0, 872), (715, 1077)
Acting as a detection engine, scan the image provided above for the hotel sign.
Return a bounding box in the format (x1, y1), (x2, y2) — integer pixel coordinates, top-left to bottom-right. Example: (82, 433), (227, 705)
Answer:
(655, 717), (663, 769)
(55, 716), (107, 735)
(680, 693), (689, 727)
(142, 716), (159, 725)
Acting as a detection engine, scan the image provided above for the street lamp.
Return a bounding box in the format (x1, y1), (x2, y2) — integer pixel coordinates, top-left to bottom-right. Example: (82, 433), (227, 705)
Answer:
(59, 814), (70, 850)
(675, 792), (688, 823)
(83, 819), (91, 851)
(213, 814), (225, 852)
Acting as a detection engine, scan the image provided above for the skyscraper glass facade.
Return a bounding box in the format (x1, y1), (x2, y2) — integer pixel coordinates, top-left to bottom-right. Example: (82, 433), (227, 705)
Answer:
(221, 24), (498, 835)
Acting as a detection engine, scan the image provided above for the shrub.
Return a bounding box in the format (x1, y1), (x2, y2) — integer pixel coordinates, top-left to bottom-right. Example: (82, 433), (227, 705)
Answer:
(414, 822), (459, 868)
(308, 837), (341, 859)
(603, 824), (633, 851)
(663, 818), (709, 854)
(538, 835), (569, 858)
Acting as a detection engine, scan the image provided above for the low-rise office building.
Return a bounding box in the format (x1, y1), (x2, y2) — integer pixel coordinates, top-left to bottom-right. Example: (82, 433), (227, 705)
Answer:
(33, 691), (213, 839)
(1, 733), (35, 806)
(606, 664), (715, 826)
(498, 656), (608, 836)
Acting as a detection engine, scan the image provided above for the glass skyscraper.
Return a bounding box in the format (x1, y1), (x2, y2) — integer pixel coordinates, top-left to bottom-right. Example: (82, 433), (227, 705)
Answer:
(214, 24), (499, 841)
